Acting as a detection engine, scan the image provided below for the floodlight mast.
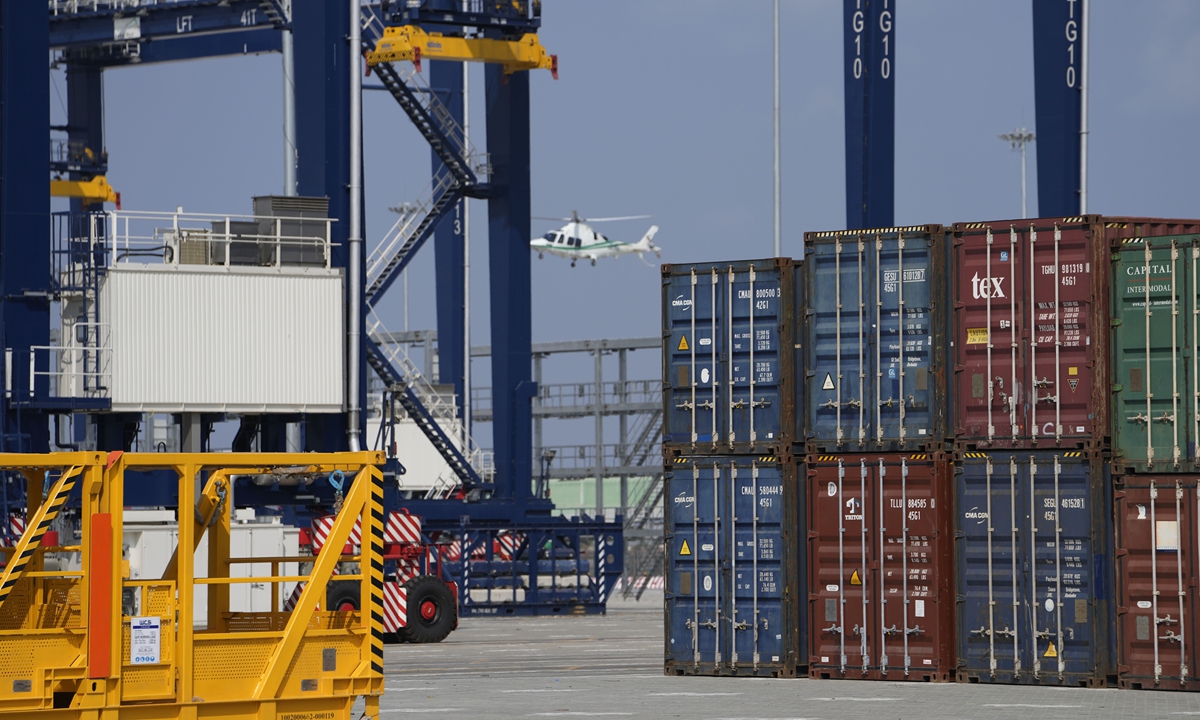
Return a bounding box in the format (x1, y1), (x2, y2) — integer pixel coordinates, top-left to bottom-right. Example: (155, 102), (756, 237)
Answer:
(999, 128), (1036, 219)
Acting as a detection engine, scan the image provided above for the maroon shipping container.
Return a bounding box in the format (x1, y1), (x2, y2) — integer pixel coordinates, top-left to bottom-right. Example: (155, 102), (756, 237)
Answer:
(806, 453), (954, 681)
(952, 218), (1111, 449)
(1102, 217), (1200, 247)
(1114, 476), (1200, 691)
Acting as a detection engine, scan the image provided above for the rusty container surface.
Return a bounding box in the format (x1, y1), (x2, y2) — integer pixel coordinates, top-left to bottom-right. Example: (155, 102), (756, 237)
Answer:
(952, 217), (1111, 449)
(806, 453), (955, 681)
(662, 259), (801, 455)
(1102, 217), (1200, 246)
(955, 450), (1114, 686)
(664, 453), (804, 677)
(1114, 476), (1200, 691)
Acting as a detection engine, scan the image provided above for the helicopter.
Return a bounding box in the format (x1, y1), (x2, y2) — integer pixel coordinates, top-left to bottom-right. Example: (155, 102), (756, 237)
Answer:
(530, 211), (660, 267)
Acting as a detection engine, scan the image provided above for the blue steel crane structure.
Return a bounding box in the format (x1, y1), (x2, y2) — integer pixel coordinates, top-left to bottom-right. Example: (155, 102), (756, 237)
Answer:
(0, 0), (622, 615)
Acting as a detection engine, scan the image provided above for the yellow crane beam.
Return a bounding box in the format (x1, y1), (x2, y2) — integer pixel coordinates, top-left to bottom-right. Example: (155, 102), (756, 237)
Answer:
(50, 175), (120, 208)
(366, 25), (557, 77)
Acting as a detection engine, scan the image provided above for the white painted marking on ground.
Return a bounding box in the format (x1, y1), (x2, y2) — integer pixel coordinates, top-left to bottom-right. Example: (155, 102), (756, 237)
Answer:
(501, 689), (581, 693)
(649, 692), (744, 697)
(380, 709), (464, 714)
(808, 697), (899, 702)
(527, 714), (634, 717)
(982, 704), (1083, 709)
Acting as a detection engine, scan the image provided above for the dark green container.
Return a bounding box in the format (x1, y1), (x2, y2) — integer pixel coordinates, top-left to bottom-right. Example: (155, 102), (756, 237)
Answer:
(1111, 234), (1200, 473)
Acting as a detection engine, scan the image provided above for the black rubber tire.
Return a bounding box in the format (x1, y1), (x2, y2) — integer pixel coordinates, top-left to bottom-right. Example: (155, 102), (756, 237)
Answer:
(326, 582), (360, 612)
(397, 575), (456, 644)
(382, 632), (405, 644)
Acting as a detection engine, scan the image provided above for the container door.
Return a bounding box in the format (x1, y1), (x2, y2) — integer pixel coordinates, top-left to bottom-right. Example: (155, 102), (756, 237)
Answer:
(875, 458), (948, 678)
(667, 461), (722, 667)
(809, 238), (873, 450)
(1027, 455), (1101, 683)
(956, 229), (1025, 442)
(1115, 481), (1197, 689)
(1027, 226), (1098, 441)
(1113, 237), (1190, 471)
(729, 267), (783, 445)
(728, 462), (786, 668)
(809, 459), (872, 673)
(957, 455), (1029, 681)
(877, 236), (936, 447)
(666, 269), (723, 445)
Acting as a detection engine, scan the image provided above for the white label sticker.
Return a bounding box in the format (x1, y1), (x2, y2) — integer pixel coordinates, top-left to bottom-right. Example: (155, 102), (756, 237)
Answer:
(1137, 600), (1152, 609)
(700, 367), (711, 384)
(701, 543), (714, 552)
(1157, 520), (1180, 551)
(914, 599), (925, 618)
(699, 337), (712, 346)
(703, 575), (713, 592)
(826, 584), (839, 592)
(821, 656), (830, 663)
(827, 482), (837, 497)
(1045, 598), (1055, 613)
(822, 373), (835, 391)
(130, 616), (160, 665)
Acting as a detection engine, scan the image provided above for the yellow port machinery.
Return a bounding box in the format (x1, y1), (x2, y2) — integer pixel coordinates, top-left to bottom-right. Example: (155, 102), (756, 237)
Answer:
(366, 24), (557, 77)
(0, 451), (385, 720)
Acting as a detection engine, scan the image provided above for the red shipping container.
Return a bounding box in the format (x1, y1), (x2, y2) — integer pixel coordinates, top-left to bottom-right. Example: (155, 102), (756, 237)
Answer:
(952, 218), (1111, 448)
(806, 453), (954, 681)
(1114, 476), (1199, 691)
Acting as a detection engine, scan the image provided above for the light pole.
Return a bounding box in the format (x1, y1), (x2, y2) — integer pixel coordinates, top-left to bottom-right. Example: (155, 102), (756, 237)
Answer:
(999, 128), (1035, 219)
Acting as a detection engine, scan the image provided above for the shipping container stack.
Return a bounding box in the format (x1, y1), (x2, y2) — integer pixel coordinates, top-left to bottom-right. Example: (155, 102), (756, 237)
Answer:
(949, 218), (1116, 687)
(1104, 219), (1200, 691)
(801, 226), (956, 682)
(661, 259), (805, 677)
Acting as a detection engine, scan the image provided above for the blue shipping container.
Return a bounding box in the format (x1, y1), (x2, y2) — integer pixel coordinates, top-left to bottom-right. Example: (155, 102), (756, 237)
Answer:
(664, 455), (802, 676)
(955, 450), (1114, 686)
(662, 259), (801, 453)
(803, 227), (949, 452)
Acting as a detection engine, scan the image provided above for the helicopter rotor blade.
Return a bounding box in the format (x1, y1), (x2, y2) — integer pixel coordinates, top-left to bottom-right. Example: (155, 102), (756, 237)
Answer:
(582, 214), (653, 223)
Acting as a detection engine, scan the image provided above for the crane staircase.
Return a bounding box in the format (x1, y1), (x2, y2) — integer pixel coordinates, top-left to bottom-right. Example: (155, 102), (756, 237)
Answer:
(359, 6), (490, 491)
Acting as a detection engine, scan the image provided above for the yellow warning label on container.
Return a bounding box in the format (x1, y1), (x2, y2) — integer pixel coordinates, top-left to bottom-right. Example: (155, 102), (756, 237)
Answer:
(850, 570), (862, 586)
(1044, 641), (1058, 658)
(678, 335), (689, 351)
(1068, 366), (1078, 376)
(966, 328), (989, 345)
(679, 539), (692, 556)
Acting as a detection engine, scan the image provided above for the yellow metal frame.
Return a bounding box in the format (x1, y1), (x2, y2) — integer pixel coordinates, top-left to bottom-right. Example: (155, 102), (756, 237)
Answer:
(0, 451), (385, 720)
(50, 176), (120, 207)
(366, 25), (557, 77)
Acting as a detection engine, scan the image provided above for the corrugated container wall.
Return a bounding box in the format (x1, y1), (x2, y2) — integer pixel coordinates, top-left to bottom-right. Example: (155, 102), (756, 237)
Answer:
(664, 454), (803, 677)
(1110, 234), (1200, 474)
(1113, 475), (1200, 691)
(955, 450), (1114, 686)
(803, 226), (949, 453)
(99, 266), (345, 412)
(806, 453), (955, 681)
(662, 259), (801, 454)
(952, 218), (1111, 449)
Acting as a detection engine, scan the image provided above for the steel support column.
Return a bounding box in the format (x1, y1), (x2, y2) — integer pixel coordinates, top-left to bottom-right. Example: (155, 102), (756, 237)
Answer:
(0, 0), (52, 452)
(294, 0), (363, 451)
(485, 65), (533, 503)
(430, 60), (466, 416)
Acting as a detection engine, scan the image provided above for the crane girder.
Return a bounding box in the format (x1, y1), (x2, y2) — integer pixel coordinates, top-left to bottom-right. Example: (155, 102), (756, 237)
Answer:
(366, 25), (557, 78)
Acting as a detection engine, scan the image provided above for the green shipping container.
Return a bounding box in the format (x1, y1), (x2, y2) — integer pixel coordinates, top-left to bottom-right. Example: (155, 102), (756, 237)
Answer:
(1111, 234), (1200, 473)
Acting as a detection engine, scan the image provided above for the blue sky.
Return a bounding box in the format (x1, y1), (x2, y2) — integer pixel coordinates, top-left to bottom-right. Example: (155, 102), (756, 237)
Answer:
(50, 0), (1200, 441)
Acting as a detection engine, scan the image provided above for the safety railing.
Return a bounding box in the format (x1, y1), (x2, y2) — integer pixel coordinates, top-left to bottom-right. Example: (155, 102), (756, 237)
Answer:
(368, 311), (494, 484)
(56, 209), (335, 270)
(29, 323), (113, 399)
(0, 452), (385, 716)
(472, 379), (661, 415)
